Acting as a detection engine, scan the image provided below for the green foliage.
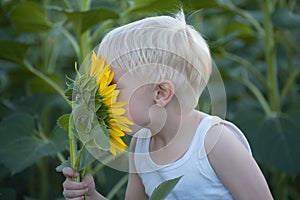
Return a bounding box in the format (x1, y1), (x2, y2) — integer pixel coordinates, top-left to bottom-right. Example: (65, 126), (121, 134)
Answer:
(271, 7), (300, 30)
(150, 176), (182, 200)
(63, 8), (119, 34)
(55, 148), (96, 172)
(0, 41), (29, 66)
(0, 113), (68, 174)
(0, 0), (299, 199)
(234, 109), (300, 178)
(124, 0), (179, 15)
(10, 1), (52, 32)
(182, 0), (234, 9)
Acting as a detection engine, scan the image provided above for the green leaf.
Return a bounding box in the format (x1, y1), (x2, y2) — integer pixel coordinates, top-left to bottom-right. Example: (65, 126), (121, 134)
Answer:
(124, 0), (179, 15)
(57, 114), (70, 132)
(27, 74), (63, 93)
(224, 22), (254, 38)
(63, 8), (119, 34)
(271, 7), (300, 30)
(0, 188), (17, 200)
(150, 176), (182, 200)
(56, 147), (97, 174)
(0, 40), (29, 65)
(9, 1), (52, 32)
(234, 109), (300, 177)
(56, 159), (70, 172)
(57, 145), (97, 172)
(0, 113), (68, 174)
(182, 0), (218, 9)
(50, 125), (69, 151)
(182, 0), (234, 10)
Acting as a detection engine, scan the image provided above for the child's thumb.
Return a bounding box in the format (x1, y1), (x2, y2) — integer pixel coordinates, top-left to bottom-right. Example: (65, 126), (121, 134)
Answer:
(62, 167), (79, 178)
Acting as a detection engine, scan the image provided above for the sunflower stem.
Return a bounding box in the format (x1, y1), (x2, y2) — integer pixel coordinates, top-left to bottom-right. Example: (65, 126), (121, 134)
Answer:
(68, 114), (80, 182)
(75, 143), (87, 172)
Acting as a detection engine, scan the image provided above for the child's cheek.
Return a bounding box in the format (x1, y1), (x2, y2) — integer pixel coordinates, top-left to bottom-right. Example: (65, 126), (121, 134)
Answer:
(116, 87), (142, 126)
(128, 91), (151, 127)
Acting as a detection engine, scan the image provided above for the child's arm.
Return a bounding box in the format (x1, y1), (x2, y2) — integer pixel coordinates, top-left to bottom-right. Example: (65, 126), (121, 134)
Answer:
(125, 137), (149, 200)
(62, 167), (106, 200)
(205, 124), (273, 200)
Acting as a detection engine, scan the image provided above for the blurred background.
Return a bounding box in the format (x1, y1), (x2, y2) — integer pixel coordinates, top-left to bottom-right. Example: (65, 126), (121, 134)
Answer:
(0, 0), (299, 199)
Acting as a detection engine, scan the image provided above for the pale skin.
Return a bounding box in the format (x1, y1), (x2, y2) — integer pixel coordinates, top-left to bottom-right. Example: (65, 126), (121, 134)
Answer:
(62, 68), (273, 200)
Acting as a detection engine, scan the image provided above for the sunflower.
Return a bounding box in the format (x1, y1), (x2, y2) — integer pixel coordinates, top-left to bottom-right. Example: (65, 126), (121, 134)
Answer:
(89, 51), (134, 155)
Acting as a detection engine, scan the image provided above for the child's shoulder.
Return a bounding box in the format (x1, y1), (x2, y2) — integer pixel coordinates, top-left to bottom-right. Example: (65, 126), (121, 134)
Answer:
(203, 114), (252, 157)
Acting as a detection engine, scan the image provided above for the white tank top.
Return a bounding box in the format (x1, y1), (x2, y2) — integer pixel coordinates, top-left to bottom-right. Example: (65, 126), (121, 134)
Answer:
(134, 116), (252, 199)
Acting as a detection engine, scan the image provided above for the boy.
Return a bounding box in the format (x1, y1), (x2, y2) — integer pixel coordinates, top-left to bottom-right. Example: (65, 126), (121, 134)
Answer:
(62, 12), (273, 199)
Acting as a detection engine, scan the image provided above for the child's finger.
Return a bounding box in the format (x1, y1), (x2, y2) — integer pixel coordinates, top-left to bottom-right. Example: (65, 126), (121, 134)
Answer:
(81, 174), (94, 186)
(63, 167), (79, 178)
(63, 188), (88, 199)
(63, 179), (87, 190)
(65, 197), (84, 200)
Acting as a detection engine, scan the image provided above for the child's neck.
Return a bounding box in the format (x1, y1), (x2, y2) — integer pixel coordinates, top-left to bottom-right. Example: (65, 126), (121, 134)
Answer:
(148, 109), (206, 165)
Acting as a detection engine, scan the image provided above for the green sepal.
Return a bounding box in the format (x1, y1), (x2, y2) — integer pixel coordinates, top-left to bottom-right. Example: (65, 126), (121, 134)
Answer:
(90, 124), (110, 151)
(57, 114), (70, 132)
(72, 104), (94, 135)
(65, 82), (75, 101)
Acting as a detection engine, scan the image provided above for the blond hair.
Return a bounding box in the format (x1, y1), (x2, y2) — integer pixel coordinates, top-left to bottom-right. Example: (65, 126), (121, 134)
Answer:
(97, 11), (212, 111)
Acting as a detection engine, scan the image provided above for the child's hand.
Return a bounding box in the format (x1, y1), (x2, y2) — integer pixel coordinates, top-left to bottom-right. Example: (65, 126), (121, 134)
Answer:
(62, 167), (96, 199)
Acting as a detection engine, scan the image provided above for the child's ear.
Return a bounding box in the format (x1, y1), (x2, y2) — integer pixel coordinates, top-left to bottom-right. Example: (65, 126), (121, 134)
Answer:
(154, 80), (175, 107)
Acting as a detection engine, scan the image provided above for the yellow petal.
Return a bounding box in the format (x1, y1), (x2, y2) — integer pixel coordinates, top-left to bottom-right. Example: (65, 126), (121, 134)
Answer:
(112, 102), (127, 108)
(107, 71), (114, 85)
(90, 52), (106, 76)
(117, 123), (132, 132)
(109, 119), (132, 133)
(102, 84), (116, 97)
(110, 145), (117, 156)
(100, 66), (111, 86)
(109, 136), (127, 155)
(87, 52), (134, 156)
(114, 115), (134, 125)
(111, 90), (120, 102)
(109, 127), (125, 136)
(110, 135), (127, 148)
(112, 107), (126, 115)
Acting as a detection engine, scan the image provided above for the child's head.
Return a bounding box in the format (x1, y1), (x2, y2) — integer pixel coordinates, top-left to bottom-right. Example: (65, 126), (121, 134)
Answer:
(97, 11), (212, 112)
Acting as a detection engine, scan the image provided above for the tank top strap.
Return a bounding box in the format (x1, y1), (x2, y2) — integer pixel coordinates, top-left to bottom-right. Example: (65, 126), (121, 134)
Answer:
(195, 116), (221, 158)
(197, 116), (252, 159)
